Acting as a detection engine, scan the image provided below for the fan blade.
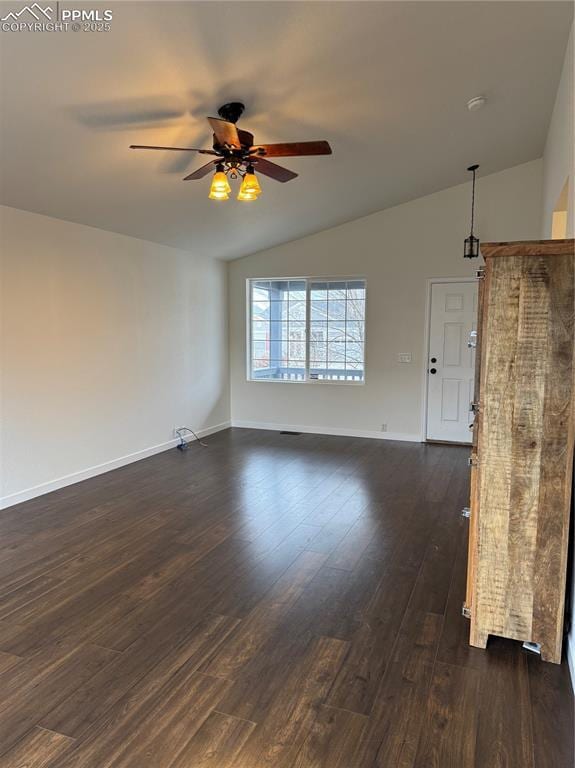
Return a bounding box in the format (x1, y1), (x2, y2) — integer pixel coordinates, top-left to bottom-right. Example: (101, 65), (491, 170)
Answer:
(253, 158), (298, 183)
(238, 129), (254, 148)
(207, 117), (241, 149)
(130, 145), (218, 155)
(251, 140), (332, 158)
(183, 160), (218, 180)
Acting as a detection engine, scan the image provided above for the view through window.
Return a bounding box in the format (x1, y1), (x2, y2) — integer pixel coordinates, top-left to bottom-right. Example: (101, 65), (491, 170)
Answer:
(249, 278), (366, 382)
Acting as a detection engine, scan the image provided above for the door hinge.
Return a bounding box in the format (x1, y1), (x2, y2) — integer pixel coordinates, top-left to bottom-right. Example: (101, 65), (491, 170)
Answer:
(476, 267), (485, 280)
(462, 603), (472, 619)
(470, 401), (480, 414)
(467, 456), (478, 467)
(461, 507), (471, 519)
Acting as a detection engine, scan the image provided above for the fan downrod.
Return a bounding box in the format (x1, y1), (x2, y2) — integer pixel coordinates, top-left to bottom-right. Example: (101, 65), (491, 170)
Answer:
(217, 102), (245, 124)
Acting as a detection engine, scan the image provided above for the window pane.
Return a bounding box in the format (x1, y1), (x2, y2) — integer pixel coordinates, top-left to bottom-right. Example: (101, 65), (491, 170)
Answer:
(347, 281), (366, 300)
(310, 321), (327, 339)
(253, 287), (269, 302)
(288, 321), (306, 340)
(310, 282), (328, 299)
(346, 343), (364, 366)
(311, 300), (327, 321)
(252, 321), (268, 341)
(288, 340), (305, 361)
(269, 300), (288, 322)
(252, 300), (269, 320)
(288, 280), (306, 300)
(327, 300), (346, 321)
(269, 321), (285, 341)
(328, 282), (347, 300)
(270, 280), (289, 299)
(346, 299), (365, 322)
(252, 342), (268, 360)
(327, 342), (346, 363)
(310, 339), (327, 361)
(249, 278), (365, 382)
(288, 300), (306, 321)
(345, 321), (364, 341)
(327, 322), (346, 341)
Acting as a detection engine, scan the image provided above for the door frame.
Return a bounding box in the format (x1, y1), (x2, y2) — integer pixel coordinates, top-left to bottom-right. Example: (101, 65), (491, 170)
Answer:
(420, 276), (478, 443)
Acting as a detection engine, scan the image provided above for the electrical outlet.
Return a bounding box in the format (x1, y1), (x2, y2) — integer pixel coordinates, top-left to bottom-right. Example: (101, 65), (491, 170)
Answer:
(397, 352), (412, 363)
(381, 423), (387, 432)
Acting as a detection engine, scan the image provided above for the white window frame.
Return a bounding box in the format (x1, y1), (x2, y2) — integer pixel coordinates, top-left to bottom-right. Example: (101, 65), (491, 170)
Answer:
(246, 276), (367, 385)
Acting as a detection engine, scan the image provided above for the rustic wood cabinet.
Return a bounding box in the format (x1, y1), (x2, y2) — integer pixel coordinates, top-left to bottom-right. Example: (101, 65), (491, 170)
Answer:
(465, 239), (575, 663)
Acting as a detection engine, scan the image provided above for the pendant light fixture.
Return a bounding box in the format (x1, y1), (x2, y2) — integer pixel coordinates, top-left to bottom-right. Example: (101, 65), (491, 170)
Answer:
(464, 164), (480, 259)
(208, 163), (231, 200)
(237, 164), (262, 201)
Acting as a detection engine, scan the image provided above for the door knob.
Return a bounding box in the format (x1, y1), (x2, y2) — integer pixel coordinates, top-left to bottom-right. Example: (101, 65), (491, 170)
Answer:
(430, 368), (437, 374)
(430, 357), (437, 363)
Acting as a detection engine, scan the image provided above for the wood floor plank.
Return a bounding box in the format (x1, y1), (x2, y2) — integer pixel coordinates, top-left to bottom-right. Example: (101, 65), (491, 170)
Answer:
(0, 430), (571, 767)
(0, 727), (74, 768)
(199, 550), (327, 678)
(39, 612), (238, 738)
(351, 611), (444, 768)
(55, 618), (238, 767)
(0, 643), (118, 756)
(291, 705), (368, 768)
(413, 661), (481, 768)
(326, 561), (418, 714)
(527, 652), (574, 768)
(225, 635), (349, 768)
(0, 650), (21, 676)
(473, 638), (534, 768)
(106, 672), (231, 768)
(169, 711), (256, 768)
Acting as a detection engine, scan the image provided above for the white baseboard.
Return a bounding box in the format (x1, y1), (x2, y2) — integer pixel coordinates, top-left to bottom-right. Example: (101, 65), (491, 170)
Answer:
(230, 419), (422, 443)
(0, 421), (231, 510)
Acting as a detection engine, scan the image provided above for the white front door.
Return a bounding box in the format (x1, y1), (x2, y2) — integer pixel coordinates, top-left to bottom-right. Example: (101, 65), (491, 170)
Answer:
(426, 281), (477, 443)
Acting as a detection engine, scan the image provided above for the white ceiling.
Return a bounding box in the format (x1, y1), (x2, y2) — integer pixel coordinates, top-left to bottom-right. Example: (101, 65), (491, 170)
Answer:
(0, 1), (572, 260)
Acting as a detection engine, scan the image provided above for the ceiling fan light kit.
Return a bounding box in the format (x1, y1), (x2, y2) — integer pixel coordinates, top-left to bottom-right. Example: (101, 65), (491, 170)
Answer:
(130, 102), (332, 202)
(208, 164), (232, 200)
(237, 165), (262, 202)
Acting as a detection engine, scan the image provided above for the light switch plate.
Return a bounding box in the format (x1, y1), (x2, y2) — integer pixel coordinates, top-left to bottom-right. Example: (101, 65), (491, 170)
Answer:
(398, 352), (412, 363)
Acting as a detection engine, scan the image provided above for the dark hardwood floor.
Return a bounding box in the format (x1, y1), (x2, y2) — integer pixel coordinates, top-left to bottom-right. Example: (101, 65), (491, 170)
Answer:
(0, 428), (572, 767)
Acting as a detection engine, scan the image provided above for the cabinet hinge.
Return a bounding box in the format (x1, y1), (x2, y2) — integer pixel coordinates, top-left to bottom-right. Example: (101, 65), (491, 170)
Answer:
(462, 603), (472, 619)
(461, 507), (471, 519)
(522, 641), (541, 655)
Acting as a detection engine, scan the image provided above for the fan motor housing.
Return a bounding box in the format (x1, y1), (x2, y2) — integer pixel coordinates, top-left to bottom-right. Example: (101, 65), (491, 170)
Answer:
(217, 102), (245, 124)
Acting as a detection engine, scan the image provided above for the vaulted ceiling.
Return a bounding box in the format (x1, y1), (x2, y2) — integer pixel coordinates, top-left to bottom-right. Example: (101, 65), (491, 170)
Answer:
(0, 1), (572, 259)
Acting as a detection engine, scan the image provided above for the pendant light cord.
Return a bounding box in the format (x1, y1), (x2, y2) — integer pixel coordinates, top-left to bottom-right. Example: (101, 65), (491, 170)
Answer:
(467, 163), (479, 237)
(470, 168), (476, 236)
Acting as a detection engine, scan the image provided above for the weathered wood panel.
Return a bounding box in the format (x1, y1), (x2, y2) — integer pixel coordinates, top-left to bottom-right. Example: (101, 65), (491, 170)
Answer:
(469, 239), (575, 663)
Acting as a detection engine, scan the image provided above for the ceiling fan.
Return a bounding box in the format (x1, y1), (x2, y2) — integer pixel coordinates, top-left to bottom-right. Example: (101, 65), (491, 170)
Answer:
(130, 102), (332, 201)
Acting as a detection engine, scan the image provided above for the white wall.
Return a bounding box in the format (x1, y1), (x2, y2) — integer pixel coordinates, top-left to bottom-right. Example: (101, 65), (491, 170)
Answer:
(229, 159), (543, 440)
(0, 206), (229, 506)
(542, 24), (574, 239)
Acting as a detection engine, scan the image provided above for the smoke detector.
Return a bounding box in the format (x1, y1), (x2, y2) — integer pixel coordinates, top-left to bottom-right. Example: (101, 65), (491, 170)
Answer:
(467, 96), (487, 112)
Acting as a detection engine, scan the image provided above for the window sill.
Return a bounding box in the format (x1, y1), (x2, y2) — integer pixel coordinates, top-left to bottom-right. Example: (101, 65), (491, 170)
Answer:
(246, 378), (365, 386)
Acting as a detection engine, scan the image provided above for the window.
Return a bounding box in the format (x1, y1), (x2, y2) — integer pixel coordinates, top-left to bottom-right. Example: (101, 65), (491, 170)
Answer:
(248, 278), (366, 382)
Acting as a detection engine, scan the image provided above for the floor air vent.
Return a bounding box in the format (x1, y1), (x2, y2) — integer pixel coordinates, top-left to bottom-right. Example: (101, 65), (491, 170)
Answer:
(280, 431), (302, 436)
